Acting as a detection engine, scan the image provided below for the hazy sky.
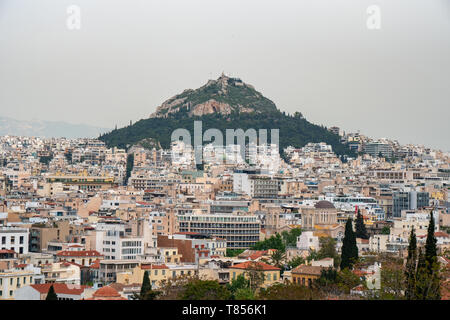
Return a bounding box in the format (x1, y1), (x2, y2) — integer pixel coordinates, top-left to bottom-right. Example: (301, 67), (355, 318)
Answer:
(0, 0), (449, 150)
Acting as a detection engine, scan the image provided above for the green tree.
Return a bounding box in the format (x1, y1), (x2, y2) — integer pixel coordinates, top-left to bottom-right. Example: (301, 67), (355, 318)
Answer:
(281, 228), (302, 247)
(258, 282), (323, 300)
(405, 227), (417, 300)
(270, 250), (286, 268)
(252, 233), (285, 252)
(415, 248), (428, 299)
(336, 268), (362, 294)
(317, 237), (340, 267)
(46, 285), (58, 300)
(125, 153), (134, 184)
(243, 262), (266, 292)
(355, 209), (369, 239)
(415, 211), (441, 300)
(287, 256), (305, 269)
(381, 226), (390, 235)
(140, 270), (151, 298)
(180, 279), (231, 300)
(380, 260), (405, 300)
(227, 274), (250, 299)
(340, 218), (358, 270)
(425, 211), (437, 271)
(306, 249), (319, 262)
(226, 249), (244, 257)
(234, 288), (255, 300)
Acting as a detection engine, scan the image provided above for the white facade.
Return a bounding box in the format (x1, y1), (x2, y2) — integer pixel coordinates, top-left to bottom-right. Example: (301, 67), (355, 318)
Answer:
(0, 227), (29, 254)
(296, 231), (319, 251)
(95, 222), (144, 260)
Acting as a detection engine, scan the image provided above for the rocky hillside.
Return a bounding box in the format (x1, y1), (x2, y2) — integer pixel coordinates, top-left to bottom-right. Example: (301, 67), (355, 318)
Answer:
(150, 74), (277, 118)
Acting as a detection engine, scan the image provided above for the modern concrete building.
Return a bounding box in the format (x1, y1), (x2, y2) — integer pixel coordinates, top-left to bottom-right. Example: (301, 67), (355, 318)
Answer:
(392, 191), (429, 218)
(177, 212), (260, 250)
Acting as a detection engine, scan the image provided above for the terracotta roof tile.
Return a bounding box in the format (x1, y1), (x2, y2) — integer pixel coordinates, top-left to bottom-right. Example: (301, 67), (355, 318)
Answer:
(230, 261), (280, 271)
(31, 283), (90, 295)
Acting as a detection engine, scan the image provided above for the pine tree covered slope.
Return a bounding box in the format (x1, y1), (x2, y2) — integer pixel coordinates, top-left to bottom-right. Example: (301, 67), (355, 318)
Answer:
(99, 75), (355, 157)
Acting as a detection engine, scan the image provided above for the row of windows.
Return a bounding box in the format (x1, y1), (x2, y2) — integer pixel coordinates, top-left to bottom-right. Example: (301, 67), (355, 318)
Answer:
(122, 241), (142, 247)
(122, 248), (142, 255)
(0, 290), (13, 297)
(0, 276), (32, 286)
(180, 223), (259, 229)
(1, 236), (25, 245)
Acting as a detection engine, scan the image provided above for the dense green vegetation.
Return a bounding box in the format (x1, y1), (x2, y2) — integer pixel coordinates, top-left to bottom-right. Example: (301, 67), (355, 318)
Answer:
(99, 109), (355, 158)
(251, 229), (303, 253)
(252, 233), (286, 252)
(226, 249), (245, 257)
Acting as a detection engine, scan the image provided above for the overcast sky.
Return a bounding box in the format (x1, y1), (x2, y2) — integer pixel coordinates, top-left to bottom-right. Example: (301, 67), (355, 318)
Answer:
(0, 0), (449, 150)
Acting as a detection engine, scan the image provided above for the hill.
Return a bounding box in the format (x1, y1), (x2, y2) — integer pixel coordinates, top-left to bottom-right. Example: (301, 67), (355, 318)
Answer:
(99, 74), (354, 158)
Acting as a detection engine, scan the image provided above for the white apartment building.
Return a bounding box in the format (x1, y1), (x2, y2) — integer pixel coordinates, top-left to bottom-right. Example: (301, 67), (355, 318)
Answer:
(0, 227), (29, 254)
(95, 221), (144, 260)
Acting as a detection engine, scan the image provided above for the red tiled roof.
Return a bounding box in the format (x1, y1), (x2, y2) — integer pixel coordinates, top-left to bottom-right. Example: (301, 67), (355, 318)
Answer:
(92, 286), (122, 298)
(56, 250), (103, 257)
(89, 259), (101, 269)
(0, 249), (15, 254)
(291, 264), (323, 276)
(230, 261), (280, 271)
(141, 264), (169, 270)
(31, 283), (90, 295)
(87, 285), (127, 300)
(435, 232), (449, 238)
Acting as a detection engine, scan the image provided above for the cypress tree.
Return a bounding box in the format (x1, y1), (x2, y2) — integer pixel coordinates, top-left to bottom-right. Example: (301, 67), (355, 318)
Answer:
(340, 218), (358, 270)
(45, 285), (58, 300)
(140, 270), (151, 299)
(414, 212), (442, 300)
(415, 248), (427, 300)
(355, 209), (369, 239)
(423, 211), (441, 299)
(405, 227), (417, 300)
(425, 211), (437, 270)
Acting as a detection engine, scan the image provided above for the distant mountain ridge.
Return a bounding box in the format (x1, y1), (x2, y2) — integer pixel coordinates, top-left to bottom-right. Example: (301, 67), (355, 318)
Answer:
(100, 74), (355, 158)
(0, 116), (110, 139)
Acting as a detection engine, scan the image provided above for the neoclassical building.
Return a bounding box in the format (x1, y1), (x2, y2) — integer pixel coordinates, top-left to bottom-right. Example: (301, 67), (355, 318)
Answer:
(301, 200), (338, 230)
